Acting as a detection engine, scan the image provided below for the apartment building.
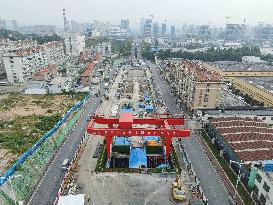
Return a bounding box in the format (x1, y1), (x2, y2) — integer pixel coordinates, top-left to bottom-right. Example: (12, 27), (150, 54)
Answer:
(251, 163), (273, 205)
(0, 40), (38, 76)
(64, 35), (85, 55)
(168, 60), (222, 110)
(3, 41), (65, 83)
(97, 42), (111, 57)
(3, 47), (48, 83)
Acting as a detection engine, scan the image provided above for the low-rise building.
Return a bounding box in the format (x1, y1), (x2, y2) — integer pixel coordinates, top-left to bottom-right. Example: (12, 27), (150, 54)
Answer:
(167, 60), (222, 110)
(43, 41), (65, 64)
(33, 64), (58, 81)
(205, 117), (273, 164)
(242, 56), (266, 63)
(200, 107), (273, 127)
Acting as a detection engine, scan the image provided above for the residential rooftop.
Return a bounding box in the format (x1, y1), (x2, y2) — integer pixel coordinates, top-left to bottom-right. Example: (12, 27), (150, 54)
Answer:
(211, 117), (273, 163)
(202, 107), (273, 116)
(211, 61), (273, 72)
(169, 60), (222, 82)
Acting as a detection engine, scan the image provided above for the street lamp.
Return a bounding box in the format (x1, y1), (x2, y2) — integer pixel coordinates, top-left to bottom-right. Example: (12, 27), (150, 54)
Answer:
(229, 160), (244, 199)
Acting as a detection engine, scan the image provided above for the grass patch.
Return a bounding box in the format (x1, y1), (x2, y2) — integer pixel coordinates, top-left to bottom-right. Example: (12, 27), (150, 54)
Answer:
(0, 93), (22, 111)
(200, 130), (254, 205)
(0, 114), (60, 154)
(95, 140), (107, 172)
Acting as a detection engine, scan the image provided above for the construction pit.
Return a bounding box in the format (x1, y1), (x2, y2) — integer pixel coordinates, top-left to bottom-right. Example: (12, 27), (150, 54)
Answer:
(60, 64), (206, 205)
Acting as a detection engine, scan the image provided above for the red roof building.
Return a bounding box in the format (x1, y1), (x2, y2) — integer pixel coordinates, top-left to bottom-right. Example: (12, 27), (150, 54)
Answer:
(33, 64), (58, 81)
(210, 117), (273, 163)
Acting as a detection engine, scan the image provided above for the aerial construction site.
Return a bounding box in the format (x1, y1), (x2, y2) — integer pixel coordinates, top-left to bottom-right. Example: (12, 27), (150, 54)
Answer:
(55, 59), (209, 205)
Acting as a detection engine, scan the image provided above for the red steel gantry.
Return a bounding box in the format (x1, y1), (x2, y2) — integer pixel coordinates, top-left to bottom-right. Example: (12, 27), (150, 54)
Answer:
(86, 112), (190, 159)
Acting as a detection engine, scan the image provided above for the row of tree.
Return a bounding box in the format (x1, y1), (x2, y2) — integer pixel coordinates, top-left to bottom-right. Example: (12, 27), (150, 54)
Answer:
(86, 37), (133, 57)
(229, 85), (264, 107)
(0, 29), (62, 44)
(141, 43), (273, 63)
(110, 39), (132, 57)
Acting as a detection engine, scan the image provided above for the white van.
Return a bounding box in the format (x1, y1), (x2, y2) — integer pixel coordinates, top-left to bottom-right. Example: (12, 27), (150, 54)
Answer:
(61, 159), (70, 171)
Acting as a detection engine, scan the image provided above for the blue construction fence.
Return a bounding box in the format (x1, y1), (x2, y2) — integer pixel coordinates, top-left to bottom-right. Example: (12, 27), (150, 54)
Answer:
(0, 93), (91, 185)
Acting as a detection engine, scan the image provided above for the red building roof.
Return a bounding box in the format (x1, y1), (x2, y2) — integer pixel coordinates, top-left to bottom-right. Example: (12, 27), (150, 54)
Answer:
(211, 117), (273, 163)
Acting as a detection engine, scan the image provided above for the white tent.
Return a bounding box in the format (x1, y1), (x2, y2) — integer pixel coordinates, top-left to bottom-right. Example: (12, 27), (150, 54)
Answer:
(58, 194), (85, 205)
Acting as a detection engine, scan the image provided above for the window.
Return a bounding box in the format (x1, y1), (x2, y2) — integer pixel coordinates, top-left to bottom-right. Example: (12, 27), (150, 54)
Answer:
(256, 174), (262, 183)
(206, 88), (210, 92)
(206, 83), (210, 87)
(263, 182), (270, 192)
(204, 94), (209, 103)
(262, 117), (266, 120)
(253, 184), (259, 195)
(260, 193), (266, 205)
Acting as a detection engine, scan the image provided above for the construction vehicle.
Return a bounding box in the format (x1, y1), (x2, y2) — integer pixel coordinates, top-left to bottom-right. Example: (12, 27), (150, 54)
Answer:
(147, 140), (159, 146)
(172, 173), (187, 201)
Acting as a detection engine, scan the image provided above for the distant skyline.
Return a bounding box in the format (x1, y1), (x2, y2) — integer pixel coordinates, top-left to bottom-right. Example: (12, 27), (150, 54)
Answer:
(1, 0), (273, 29)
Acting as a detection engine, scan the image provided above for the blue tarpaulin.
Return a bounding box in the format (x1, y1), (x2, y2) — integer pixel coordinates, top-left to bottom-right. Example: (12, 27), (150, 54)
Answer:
(144, 136), (159, 142)
(114, 137), (131, 146)
(121, 108), (134, 113)
(129, 147), (147, 168)
(145, 105), (153, 113)
(144, 96), (150, 102)
(144, 94), (150, 102)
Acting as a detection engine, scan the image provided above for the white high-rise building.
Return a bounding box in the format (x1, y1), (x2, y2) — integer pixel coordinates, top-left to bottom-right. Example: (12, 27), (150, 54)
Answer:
(64, 35), (85, 55)
(97, 42), (111, 57)
(3, 41), (65, 83)
(3, 47), (48, 83)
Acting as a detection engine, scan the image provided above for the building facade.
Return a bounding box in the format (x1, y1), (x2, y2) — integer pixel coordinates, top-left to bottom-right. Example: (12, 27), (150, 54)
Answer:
(167, 60), (222, 110)
(64, 35), (85, 55)
(3, 41), (65, 83)
(44, 41), (65, 64)
(3, 47), (48, 83)
(97, 42), (111, 57)
(252, 165), (273, 205)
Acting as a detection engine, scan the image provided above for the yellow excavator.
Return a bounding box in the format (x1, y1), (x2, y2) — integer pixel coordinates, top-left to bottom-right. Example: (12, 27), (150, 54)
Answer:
(172, 173), (187, 201)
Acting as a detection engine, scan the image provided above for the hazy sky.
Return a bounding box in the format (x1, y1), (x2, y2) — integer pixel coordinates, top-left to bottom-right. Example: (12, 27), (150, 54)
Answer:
(1, 0), (273, 29)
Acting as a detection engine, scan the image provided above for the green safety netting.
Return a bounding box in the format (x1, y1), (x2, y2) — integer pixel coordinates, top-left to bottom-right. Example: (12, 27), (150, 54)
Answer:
(0, 109), (83, 204)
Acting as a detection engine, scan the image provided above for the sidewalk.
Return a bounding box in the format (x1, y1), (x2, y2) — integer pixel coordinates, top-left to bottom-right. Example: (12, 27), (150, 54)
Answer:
(195, 131), (244, 205)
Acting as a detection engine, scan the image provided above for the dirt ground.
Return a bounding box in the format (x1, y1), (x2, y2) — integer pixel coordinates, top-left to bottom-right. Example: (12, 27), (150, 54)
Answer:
(78, 172), (177, 205)
(0, 93), (85, 173)
(0, 93), (78, 121)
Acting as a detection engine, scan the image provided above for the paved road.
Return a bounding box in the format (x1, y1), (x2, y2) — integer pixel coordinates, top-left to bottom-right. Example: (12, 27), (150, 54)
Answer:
(148, 62), (231, 205)
(28, 63), (118, 205)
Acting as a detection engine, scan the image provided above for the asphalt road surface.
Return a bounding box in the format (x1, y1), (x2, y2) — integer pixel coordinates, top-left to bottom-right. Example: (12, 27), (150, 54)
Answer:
(148, 61), (231, 205)
(28, 64), (118, 205)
